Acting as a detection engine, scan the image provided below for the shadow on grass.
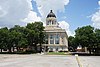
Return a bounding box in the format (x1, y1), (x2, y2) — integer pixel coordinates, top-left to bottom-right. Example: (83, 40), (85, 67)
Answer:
(46, 52), (71, 55)
(0, 51), (36, 54)
(70, 52), (100, 56)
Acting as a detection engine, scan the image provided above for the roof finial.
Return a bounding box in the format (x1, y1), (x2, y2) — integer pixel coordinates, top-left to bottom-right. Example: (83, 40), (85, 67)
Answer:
(50, 10), (53, 13)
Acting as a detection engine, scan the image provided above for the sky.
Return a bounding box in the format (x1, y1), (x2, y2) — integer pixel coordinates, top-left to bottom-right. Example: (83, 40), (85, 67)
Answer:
(0, 0), (100, 36)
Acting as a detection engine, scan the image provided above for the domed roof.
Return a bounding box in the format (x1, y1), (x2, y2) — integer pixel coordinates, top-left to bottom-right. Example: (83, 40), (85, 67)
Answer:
(47, 10), (56, 18)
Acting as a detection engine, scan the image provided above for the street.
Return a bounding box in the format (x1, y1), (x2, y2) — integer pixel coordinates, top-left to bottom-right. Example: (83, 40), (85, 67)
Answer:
(0, 54), (100, 67)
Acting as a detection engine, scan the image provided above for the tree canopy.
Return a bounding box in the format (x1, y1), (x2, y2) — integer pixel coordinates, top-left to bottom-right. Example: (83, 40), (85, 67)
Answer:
(68, 25), (100, 54)
(0, 22), (45, 53)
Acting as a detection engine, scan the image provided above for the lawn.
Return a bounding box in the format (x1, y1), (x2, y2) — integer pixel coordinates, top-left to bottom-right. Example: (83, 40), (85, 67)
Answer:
(47, 52), (71, 55)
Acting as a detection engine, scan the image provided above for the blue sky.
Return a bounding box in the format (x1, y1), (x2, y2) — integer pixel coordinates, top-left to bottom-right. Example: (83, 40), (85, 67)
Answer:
(31, 0), (100, 35)
(0, 0), (100, 36)
(62, 0), (99, 31)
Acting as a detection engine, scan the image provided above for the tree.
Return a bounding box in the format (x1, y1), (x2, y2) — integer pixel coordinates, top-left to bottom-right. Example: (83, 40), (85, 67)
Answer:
(33, 22), (45, 52)
(26, 22), (45, 52)
(68, 36), (76, 51)
(75, 25), (94, 54)
(10, 25), (28, 52)
(0, 27), (9, 52)
(94, 29), (100, 54)
(0, 22), (45, 53)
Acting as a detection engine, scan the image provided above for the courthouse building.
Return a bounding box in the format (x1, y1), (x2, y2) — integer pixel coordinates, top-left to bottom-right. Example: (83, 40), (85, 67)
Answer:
(43, 10), (68, 52)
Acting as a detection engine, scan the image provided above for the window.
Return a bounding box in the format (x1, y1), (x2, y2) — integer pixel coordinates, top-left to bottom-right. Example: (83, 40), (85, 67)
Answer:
(47, 22), (49, 25)
(55, 39), (59, 44)
(45, 35), (48, 44)
(50, 35), (54, 44)
(55, 34), (59, 44)
(52, 21), (54, 25)
(47, 20), (51, 25)
(62, 37), (64, 44)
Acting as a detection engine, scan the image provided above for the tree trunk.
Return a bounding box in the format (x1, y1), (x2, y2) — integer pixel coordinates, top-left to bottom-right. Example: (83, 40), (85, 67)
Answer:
(88, 48), (92, 54)
(40, 43), (42, 53)
(34, 44), (37, 53)
(0, 48), (3, 52)
(16, 47), (19, 52)
(12, 46), (14, 52)
(8, 47), (12, 52)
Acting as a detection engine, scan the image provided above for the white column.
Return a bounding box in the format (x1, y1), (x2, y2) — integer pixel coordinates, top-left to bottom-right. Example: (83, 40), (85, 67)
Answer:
(60, 35), (62, 45)
(54, 34), (55, 44)
(63, 37), (68, 51)
(48, 34), (50, 44)
(51, 21), (52, 25)
(64, 37), (68, 46)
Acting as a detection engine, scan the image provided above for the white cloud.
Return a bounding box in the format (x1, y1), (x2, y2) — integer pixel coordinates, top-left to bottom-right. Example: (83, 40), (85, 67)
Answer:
(23, 11), (41, 23)
(34, 0), (73, 36)
(98, 1), (100, 6)
(0, 0), (41, 27)
(34, 0), (69, 22)
(0, 0), (73, 36)
(58, 21), (74, 36)
(91, 1), (100, 29)
(91, 10), (100, 29)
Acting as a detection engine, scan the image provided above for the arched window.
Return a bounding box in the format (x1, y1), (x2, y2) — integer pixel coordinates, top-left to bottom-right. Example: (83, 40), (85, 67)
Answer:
(52, 21), (54, 25)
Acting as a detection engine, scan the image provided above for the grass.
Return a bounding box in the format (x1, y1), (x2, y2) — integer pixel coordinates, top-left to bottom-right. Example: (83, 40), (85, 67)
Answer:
(47, 52), (71, 55)
(0, 51), (36, 54)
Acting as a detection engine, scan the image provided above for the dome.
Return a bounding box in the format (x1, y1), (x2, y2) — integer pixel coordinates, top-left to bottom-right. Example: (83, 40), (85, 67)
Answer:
(47, 10), (56, 18)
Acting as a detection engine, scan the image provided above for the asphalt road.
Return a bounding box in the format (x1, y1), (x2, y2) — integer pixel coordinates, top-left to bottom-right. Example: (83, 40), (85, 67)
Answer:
(78, 56), (100, 67)
(0, 54), (100, 67)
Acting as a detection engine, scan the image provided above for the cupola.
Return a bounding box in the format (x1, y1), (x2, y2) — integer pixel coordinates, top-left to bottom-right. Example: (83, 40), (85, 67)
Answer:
(46, 10), (58, 26)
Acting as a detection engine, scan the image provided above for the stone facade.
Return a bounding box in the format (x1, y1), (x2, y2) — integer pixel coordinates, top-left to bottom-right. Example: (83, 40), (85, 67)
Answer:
(43, 10), (68, 52)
